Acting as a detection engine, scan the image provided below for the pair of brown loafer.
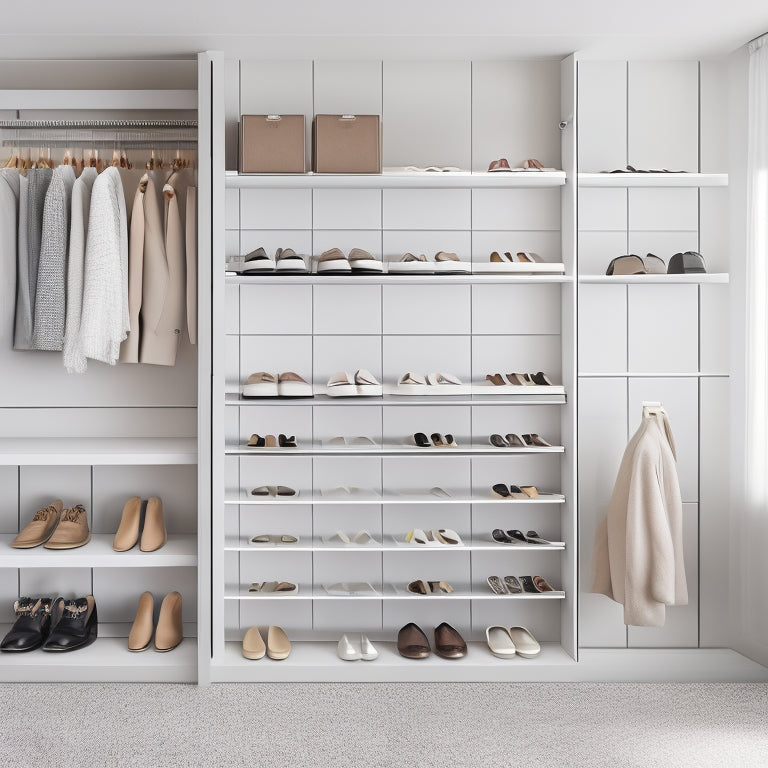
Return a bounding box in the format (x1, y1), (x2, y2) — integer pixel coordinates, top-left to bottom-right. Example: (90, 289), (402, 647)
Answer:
(11, 500), (90, 550)
(397, 622), (467, 659)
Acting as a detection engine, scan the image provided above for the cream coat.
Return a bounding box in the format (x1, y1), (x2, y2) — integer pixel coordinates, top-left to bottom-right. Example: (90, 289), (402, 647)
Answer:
(591, 410), (688, 626)
(0, 170), (19, 351)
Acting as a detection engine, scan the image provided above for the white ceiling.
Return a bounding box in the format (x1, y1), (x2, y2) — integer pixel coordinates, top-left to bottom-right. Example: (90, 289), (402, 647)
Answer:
(0, 0), (765, 60)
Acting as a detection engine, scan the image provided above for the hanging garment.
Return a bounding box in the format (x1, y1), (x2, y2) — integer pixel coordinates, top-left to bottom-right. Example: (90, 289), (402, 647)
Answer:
(138, 172), (185, 366)
(0, 169), (19, 350)
(185, 186), (196, 344)
(119, 174), (147, 363)
(591, 409), (688, 626)
(78, 166), (129, 367)
(63, 167), (98, 373)
(33, 164), (76, 350)
(12, 172), (30, 349)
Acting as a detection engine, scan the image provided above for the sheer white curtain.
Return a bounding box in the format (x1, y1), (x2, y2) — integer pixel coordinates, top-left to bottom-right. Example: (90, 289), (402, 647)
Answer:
(743, 36), (768, 645)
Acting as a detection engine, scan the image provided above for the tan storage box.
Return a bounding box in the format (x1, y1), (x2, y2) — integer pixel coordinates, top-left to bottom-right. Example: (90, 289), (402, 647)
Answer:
(239, 114), (306, 174)
(312, 114), (381, 174)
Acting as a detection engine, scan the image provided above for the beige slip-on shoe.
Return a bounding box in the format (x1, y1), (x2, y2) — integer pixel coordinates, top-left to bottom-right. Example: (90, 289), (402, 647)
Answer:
(128, 591), (155, 652)
(277, 371), (313, 398)
(11, 500), (63, 548)
(44, 504), (90, 549)
(433, 251), (471, 274)
(486, 626), (517, 659)
(154, 591), (183, 652)
(507, 626), (541, 658)
(113, 496), (142, 552)
(140, 497), (167, 552)
(316, 247), (351, 274)
(242, 626), (266, 659)
(348, 247), (384, 273)
(242, 371), (279, 398)
(266, 625), (291, 660)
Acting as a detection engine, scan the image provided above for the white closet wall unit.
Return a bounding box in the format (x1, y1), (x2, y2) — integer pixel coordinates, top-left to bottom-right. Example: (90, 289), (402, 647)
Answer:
(0, 60), (203, 682)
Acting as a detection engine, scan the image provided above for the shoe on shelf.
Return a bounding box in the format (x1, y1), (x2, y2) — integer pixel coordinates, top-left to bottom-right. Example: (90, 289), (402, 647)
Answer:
(250, 534), (299, 545)
(506, 434), (526, 447)
(278, 434), (297, 448)
(504, 576), (523, 594)
(278, 371), (313, 398)
(337, 633), (362, 661)
(242, 371), (279, 398)
(405, 529), (437, 546)
(155, 591), (183, 652)
(426, 372), (462, 387)
(113, 496), (143, 551)
(432, 528), (462, 545)
(250, 486), (297, 498)
(507, 626), (541, 658)
(433, 252), (470, 274)
(140, 497), (166, 552)
(241, 246), (275, 274)
(520, 576), (540, 594)
(348, 247), (384, 273)
(506, 372), (532, 386)
(128, 591), (154, 652)
(488, 158), (511, 172)
(388, 252), (434, 274)
(0, 597), (53, 652)
(398, 372), (427, 387)
(507, 529), (530, 544)
(360, 634), (378, 660)
(327, 371), (358, 397)
(526, 530), (554, 545)
(354, 369), (382, 396)
(242, 626), (266, 660)
(489, 434), (509, 447)
(316, 247), (351, 274)
(492, 483), (510, 499)
(486, 373), (506, 386)
(492, 528), (513, 543)
(41, 596), (98, 652)
(10, 500), (63, 548)
(397, 622), (431, 659)
(486, 626), (517, 659)
(267, 625), (291, 660)
(275, 247), (308, 273)
(522, 433), (551, 447)
(533, 576), (555, 592)
(414, 432), (431, 447)
(530, 372), (553, 386)
(408, 580), (427, 594)
(44, 504), (90, 550)
(433, 622), (467, 659)
(487, 576), (507, 595)
(429, 580), (454, 594)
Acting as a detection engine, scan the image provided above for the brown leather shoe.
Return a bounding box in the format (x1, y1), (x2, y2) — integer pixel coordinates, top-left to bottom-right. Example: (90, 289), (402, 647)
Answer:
(113, 496), (142, 552)
(44, 504), (90, 549)
(10, 500), (63, 548)
(397, 622), (431, 659)
(128, 591), (154, 651)
(140, 497), (167, 552)
(155, 591), (183, 652)
(434, 622), (467, 659)
(488, 158), (511, 172)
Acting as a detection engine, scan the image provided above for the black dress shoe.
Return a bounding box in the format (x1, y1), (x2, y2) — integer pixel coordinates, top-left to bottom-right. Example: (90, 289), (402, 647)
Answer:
(42, 596), (98, 652)
(0, 597), (53, 652)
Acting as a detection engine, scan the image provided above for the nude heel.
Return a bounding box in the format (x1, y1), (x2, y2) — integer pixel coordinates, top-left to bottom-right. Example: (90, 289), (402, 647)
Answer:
(128, 591), (154, 652)
(113, 496), (143, 552)
(140, 497), (167, 552)
(154, 591), (183, 652)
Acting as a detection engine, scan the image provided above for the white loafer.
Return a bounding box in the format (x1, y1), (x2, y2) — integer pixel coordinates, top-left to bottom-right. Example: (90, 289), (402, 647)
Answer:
(360, 634), (378, 661)
(337, 633), (362, 661)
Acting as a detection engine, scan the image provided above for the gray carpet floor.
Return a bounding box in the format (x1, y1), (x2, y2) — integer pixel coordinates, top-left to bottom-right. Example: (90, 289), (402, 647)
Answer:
(0, 683), (765, 768)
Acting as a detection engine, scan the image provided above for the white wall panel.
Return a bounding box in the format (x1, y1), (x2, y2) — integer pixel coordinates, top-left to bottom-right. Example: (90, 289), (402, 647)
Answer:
(225, 189), (239, 230)
(225, 335), (240, 393)
(628, 285), (698, 373)
(628, 377), (699, 503)
(313, 336), (382, 385)
(577, 61), (626, 173)
(383, 285), (470, 335)
(629, 189), (699, 231)
(240, 285), (312, 336)
(382, 61), (471, 168)
(699, 59), (729, 174)
(472, 188), (561, 230)
(578, 231), (628, 275)
(578, 188), (627, 232)
(472, 335), (562, 384)
(577, 378), (628, 647)
(314, 285), (382, 335)
(0, 467), (18, 533)
(628, 61), (699, 172)
(313, 189), (381, 231)
(382, 189), (471, 230)
(225, 284), (240, 335)
(700, 187), (729, 274)
(313, 60), (382, 115)
(627, 503), (698, 648)
(240, 189), (312, 230)
(472, 60), (562, 172)
(700, 284), (729, 374)
(383, 335), (471, 383)
(578, 284), (627, 373)
(225, 230), (240, 259)
(240, 230), (312, 260)
(240, 336), (313, 386)
(472, 284), (561, 336)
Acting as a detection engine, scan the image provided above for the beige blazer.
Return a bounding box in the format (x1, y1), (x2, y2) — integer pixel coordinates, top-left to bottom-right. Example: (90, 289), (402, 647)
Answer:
(119, 175), (147, 364)
(591, 410), (688, 626)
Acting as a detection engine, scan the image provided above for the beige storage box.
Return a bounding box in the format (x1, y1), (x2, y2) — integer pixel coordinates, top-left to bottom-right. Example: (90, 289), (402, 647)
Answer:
(239, 114), (306, 173)
(312, 114), (381, 174)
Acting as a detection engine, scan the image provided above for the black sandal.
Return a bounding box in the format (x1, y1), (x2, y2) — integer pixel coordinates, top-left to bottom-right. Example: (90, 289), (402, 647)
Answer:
(247, 434), (266, 447)
(278, 434), (297, 448)
(414, 432), (431, 448)
(492, 528), (513, 543)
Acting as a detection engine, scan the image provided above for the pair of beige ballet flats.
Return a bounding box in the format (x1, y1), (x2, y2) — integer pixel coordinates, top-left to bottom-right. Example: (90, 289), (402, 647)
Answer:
(113, 496), (166, 552)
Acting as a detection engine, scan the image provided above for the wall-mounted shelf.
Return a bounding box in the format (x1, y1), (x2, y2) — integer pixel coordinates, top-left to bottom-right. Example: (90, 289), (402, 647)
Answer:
(224, 536), (565, 551)
(578, 372), (729, 378)
(225, 444), (565, 456)
(224, 586), (566, 600)
(225, 170), (566, 189)
(578, 274), (729, 284)
(226, 274), (573, 286)
(0, 438), (198, 466)
(226, 393), (567, 407)
(577, 172), (728, 188)
(228, 492), (566, 506)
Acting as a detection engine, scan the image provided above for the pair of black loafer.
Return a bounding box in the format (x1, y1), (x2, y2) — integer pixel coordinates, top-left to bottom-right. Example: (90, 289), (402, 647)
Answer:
(0, 595), (98, 653)
(492, 529), (552, 546)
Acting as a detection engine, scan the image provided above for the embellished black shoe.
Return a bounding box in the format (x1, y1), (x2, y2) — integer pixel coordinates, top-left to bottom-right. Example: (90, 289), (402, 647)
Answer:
(0, 597), (53, 652)
(41, 596), (98, 652)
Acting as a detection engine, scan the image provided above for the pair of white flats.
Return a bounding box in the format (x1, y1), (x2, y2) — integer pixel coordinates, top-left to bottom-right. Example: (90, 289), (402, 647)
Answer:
(327, 369), (382, 397)
(316, 248), (384, 274)
(398, 372), (462, 387)
(405, 528), (463, 546)
(337, 633), (378, 661)
(485, 626), (541, 659)
(323, 530), (377, 546)
(242, 371), (313, 398)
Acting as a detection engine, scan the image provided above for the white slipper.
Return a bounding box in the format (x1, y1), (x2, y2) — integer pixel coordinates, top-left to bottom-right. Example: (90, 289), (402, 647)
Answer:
(323, 531), (352, 544)
(242, 371), (279, 398)
(337, 634), (362, 661)
(507, 626), (541, 658)
(388, 253), (433, 274)
(351, 530), (377, 545)
(486, 626), (516, 659)
(241, 246), (275, 274)
(354, 369), (382, 396)
(349, 247), (384, 273)
(277, 371), (313, 398)
(350, 436), (376, 447)
(360, 634), (378, 661)
(327, 371), (358, 397)
(398, 372), (427, 386)
(405, 528), (439, 546)
(316, 247), (351, 274)
(429, 486), (452, 499)
(432, 528), (462, 546)
(426, 372), (462, 386)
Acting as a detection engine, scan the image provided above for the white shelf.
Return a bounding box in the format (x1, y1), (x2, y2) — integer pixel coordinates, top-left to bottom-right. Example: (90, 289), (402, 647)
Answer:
(225, 170), (566, 189)
(0, 637), (196, 682)
(212, 641), (574, 682)
(224, 536), (565, 552)
(226, 274), (573, 285)
(226, 393), (567, 407)
(0, 534), (198, 568)
(578, 274), (729, 284)
(229, 491), (566, 506)
(0, 437), (197, 466)
(225, 443), (564, 456)
(578, 172), (728, 188)
(578, 372), (729, 378)
(225, 586), (565, 599)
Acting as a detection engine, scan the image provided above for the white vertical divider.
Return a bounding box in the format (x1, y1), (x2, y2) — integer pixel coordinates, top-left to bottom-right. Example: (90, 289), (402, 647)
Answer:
(560, 54), (578, 660)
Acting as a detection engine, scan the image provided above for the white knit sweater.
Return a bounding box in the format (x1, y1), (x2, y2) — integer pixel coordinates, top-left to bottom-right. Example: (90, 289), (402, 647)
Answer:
(77, 167), (129, 366)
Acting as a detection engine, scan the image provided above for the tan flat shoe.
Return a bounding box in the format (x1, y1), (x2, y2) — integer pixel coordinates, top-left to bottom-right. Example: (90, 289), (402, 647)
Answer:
(242, 626), (266, 659)
(520, 485), (539, 499)
(44, 504), (90, 549)
(128, 591), (154, 652)
(11, 500), (62, 548)
(154, 591), (183, 652)
(113, 496), (142, 552)
(267, 625), (291, 660)
(140, 497), (167, 552)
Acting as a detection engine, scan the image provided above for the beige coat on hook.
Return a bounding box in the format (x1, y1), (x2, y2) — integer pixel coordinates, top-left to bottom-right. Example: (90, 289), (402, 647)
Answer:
(591, 409), (688, 626)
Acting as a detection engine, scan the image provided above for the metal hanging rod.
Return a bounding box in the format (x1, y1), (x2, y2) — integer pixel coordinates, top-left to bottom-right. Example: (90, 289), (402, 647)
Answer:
(0, 119), (197, 129)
